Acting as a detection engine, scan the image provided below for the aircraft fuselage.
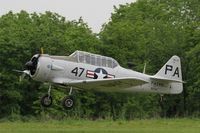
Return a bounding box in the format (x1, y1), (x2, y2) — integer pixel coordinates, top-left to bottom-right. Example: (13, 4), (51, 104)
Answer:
(30, 54), (182, 94)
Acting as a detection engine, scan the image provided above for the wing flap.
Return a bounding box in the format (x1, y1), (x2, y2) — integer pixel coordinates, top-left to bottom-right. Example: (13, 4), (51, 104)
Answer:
(62, 77), (148, 92)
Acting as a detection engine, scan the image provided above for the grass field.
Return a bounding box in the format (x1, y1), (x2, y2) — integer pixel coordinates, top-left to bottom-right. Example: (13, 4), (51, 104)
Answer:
(0, 119), (200, 133)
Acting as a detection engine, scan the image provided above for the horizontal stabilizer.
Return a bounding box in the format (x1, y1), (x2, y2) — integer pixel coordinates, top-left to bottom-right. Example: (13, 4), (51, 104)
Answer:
(150, 76), (184, 83)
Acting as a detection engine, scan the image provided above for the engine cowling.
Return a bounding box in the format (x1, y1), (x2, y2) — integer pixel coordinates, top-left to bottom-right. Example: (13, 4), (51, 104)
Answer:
(26, 54), (52, 82)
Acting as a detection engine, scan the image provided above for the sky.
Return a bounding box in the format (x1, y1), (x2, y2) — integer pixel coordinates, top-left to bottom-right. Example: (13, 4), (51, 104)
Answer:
(0, 0), (135, 33)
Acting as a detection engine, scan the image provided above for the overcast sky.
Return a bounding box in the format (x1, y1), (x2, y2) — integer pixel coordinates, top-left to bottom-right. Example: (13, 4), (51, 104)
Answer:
(0, 0), (135, 33)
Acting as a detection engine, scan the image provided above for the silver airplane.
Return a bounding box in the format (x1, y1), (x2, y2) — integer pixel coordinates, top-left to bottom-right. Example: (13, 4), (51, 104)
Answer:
(17, 50), (183, 109)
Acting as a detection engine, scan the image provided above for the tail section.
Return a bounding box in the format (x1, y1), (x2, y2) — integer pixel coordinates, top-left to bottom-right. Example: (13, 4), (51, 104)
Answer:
(151, 55), (183, 94)
(155, 55), (182, 82)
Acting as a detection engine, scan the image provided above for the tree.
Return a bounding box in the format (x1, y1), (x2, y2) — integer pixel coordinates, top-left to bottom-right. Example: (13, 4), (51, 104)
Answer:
(99, 0), (199, 118)
(0, 11), (101, 118)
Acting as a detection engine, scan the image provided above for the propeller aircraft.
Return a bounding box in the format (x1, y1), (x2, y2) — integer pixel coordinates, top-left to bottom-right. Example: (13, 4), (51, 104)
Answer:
(15, 50), (183, 109)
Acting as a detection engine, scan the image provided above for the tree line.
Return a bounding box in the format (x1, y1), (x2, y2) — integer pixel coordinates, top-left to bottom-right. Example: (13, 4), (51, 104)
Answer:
(0, 0), (199, 120)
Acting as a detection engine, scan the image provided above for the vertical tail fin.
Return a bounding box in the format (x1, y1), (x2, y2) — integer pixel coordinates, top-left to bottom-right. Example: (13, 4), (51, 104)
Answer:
(155, 55), (182, 82)
(152, 55), (183, 94)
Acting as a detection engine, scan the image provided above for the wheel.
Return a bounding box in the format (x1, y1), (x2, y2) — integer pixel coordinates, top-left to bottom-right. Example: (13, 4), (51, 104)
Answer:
(41, 94), (53, 107)
(62, 96), (74, 110)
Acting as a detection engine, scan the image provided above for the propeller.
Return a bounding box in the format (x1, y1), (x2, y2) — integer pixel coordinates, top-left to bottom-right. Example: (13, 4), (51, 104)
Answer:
(13, 47), (44, 81)
(24, 47), (44, 75)
(12, 69), (31, 82)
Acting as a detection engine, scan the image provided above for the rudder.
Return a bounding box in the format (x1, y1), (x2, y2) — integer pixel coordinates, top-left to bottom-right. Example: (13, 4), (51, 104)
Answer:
(155, 55), (182, 81)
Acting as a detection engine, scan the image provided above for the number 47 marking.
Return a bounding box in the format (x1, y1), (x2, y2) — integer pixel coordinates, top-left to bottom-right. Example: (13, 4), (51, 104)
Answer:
(71, 67), (85, 77)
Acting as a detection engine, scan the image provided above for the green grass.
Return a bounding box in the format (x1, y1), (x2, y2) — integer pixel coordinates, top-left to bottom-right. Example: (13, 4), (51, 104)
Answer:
(0, 119), (200, 133)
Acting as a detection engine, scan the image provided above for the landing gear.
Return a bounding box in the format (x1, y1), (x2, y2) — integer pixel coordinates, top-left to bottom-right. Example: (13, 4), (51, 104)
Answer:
(62, 87), (74, 110)
(62, 95), (74, 110)
(40, 85), (75, 109)
(41, 94), (53, 107)
(41, 85), (53, 107)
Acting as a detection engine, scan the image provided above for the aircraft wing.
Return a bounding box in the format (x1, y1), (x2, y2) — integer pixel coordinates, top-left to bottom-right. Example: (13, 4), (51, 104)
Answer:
(57, 77), (148, 92)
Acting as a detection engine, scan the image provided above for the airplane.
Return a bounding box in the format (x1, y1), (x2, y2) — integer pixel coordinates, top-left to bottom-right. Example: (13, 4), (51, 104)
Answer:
(16, 50), (183, 110)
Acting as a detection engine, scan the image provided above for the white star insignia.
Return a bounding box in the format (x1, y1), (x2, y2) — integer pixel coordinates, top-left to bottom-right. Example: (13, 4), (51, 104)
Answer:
(95, 69), (107, 79)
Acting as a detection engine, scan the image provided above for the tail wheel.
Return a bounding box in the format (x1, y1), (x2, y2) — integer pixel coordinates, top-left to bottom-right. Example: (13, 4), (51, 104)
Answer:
(62, 96), (74, 110)
(41, 94), (53, 107)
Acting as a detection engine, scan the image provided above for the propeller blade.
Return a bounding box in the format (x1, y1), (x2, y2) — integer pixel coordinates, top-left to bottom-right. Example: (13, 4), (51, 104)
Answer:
(13, 69), (30, 76)
(13, 69), (30, 82)
(23, 70), (30, 75)
(19, 72), (27, 82)
(13, 69), (24, 73)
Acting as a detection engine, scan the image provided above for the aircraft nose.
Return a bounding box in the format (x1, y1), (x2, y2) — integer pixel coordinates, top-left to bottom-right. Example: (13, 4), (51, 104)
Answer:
(24, 55), (40, 75)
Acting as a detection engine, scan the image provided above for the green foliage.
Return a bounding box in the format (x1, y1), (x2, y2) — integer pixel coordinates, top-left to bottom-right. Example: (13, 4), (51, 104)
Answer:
(0, 11), (101, 118)
(0, 0), (200, 120)
(100, 0), (199, 118)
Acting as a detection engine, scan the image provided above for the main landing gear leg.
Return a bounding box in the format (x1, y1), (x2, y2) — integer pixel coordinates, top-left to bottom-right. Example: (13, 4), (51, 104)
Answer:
(62, 87), (74, 110)
(41, 85), (53, 107)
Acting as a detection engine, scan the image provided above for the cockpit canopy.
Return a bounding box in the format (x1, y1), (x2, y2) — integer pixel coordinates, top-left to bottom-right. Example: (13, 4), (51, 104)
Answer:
(70, 51), (119, 68)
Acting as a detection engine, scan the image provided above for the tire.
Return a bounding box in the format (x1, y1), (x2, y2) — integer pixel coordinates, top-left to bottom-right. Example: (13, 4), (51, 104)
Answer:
(41, 94), (53, 107)
(62, 96), (74, 110)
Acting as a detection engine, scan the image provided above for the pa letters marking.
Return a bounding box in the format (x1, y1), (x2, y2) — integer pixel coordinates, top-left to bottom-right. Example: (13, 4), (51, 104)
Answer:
(165, 65), (179, 77)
